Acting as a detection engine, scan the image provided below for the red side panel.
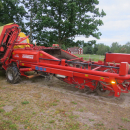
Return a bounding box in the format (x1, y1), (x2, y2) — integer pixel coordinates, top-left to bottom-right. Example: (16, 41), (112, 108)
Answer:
(12, 50), (39, 63)
(105, 53), (130, 63)
(119, 62), (129, 76)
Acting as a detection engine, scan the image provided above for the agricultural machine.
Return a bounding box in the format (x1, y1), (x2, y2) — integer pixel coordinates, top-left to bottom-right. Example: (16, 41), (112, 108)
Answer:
(0, 23), (130, 97)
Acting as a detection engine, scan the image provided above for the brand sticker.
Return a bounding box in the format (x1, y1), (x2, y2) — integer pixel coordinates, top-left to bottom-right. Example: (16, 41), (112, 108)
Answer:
(22, 54), (34, 59)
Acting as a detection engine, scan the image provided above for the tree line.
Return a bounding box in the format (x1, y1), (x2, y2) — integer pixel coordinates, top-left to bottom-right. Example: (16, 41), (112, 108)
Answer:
(83, 42), (130, 55)
(1, 0), (129, 55)
(0, 0), (106, 48)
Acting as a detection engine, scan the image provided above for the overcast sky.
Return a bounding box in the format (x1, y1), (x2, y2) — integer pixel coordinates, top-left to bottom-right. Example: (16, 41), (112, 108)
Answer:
(75, 0), (130, 46)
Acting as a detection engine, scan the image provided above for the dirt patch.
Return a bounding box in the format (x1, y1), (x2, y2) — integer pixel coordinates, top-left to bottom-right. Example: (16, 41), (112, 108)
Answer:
(3, 105), (14, 112)
(73, 111), (102, 126)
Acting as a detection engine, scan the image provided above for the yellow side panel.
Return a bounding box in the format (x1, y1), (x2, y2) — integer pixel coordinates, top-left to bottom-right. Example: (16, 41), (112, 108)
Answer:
(18, 32), (29, 43)
(0, 23), (13, 36)
(0, 26), (3, 36)
(13, 32), (30, 49)
(4, 23), (13, 26)
(13, 45), (30, 49)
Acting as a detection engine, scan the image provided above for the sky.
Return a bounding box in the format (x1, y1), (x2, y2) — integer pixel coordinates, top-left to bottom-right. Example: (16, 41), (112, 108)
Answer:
(74, 0), (130, 46)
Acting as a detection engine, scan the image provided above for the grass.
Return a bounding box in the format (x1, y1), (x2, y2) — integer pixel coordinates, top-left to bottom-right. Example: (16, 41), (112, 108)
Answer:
(68, 113), (79, 119)
(48, 120), (55, 123)
(32, 112), (36, 115)
(75, 54), (104, 61)
(0, 74), (130, 130)
(79, 109), (84, 112)
(71, 101), (77, 105)
(55, 108), (65, 114)
(118, 125), (128, 130)
(121, 117), (130, 122)
(89, 119), (95, 121)
(21, 101), (29, 105)
(95, 122), (104, 126)
(4, 112), (12, 116)
(49, 102), (58, 106)
(49, 99), (59, 107)
(66, 122), (80, 130)
(9, 124), (17, 130)
(0, 120), (17, 130)
(0, 109), (5, 113)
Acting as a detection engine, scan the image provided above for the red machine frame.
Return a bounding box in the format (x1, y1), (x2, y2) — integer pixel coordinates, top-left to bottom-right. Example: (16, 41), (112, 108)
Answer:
(0, 23), (130, 97)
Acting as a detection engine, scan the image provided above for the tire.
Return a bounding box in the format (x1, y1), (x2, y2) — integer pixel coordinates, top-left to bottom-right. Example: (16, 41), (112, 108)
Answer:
(96, 83), (110, 97)
(6, 66), (21, 84)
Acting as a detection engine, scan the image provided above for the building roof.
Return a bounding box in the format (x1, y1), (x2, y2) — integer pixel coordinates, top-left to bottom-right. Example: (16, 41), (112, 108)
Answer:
(67, 47), (81, 52)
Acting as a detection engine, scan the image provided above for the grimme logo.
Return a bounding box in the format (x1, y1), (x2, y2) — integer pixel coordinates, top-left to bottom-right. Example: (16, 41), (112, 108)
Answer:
(22, 54), (34, 59)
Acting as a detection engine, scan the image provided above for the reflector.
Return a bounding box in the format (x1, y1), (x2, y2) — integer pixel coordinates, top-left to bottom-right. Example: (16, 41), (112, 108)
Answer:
(111, 81), (116, 84)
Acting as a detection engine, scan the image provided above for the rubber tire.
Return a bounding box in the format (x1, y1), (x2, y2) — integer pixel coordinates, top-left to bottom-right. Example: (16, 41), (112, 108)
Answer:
(6, 66), (21, 84)
(96, 83), (110, 97)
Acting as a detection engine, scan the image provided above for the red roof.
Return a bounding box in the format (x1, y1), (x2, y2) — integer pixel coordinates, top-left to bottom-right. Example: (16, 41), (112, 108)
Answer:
(67, 47), (79, 52)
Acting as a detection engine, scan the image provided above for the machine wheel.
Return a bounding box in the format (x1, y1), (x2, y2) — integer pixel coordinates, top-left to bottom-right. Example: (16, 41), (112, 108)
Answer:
(96, 83), (110, 97)
(6, 66), (21, 84)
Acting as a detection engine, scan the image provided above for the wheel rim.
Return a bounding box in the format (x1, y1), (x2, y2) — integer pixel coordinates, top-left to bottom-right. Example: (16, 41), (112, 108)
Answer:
(99, 86), (107, 92)
(8, 71), (13, 81)
(96, 83), (110, 96)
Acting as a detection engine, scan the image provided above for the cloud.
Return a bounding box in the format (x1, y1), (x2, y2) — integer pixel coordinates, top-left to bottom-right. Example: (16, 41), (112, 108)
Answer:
(75, 0), (130, 46)
(98, 0), (130, 45)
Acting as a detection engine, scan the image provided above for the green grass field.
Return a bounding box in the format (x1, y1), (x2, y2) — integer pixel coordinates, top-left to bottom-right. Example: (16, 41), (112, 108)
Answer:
(75, 54), (105, 61)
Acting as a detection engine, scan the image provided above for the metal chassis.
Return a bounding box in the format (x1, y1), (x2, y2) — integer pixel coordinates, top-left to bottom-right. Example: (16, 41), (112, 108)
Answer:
(0, 24), (130, 97)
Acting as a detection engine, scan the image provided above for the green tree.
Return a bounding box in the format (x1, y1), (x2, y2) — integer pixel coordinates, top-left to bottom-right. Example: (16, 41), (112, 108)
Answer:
(110, 42), (121, 53)
(22, 0), (39, 44)
(35, 0), (106, 46)
(0, 1), (3, 26)
(83, 40), (96, 47)
(0, 1), (2, 9)
(0, 0), (26, 31)
(123, 42), (130, 53)
(83, 40), (96, 54)
(93, 43), (98, 54)
(96, 43), (110, 55)
(83, 45), (93, 54)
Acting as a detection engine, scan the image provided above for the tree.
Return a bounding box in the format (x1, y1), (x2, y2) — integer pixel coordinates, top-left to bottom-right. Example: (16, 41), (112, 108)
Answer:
(22, 0), (39, 44)
(96, 43), (110, 55)
(93, 43), (98, 54)
(35, 0), (106, 46)
(83, 40), (96, 54)
(0, 1), (3, 26)
(110, 42), (121, 53)
(123, 42), (130, 53)
(0, 0), (26, 31)
(0, 1), (2, 10)
(83, 45), (93, 54)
